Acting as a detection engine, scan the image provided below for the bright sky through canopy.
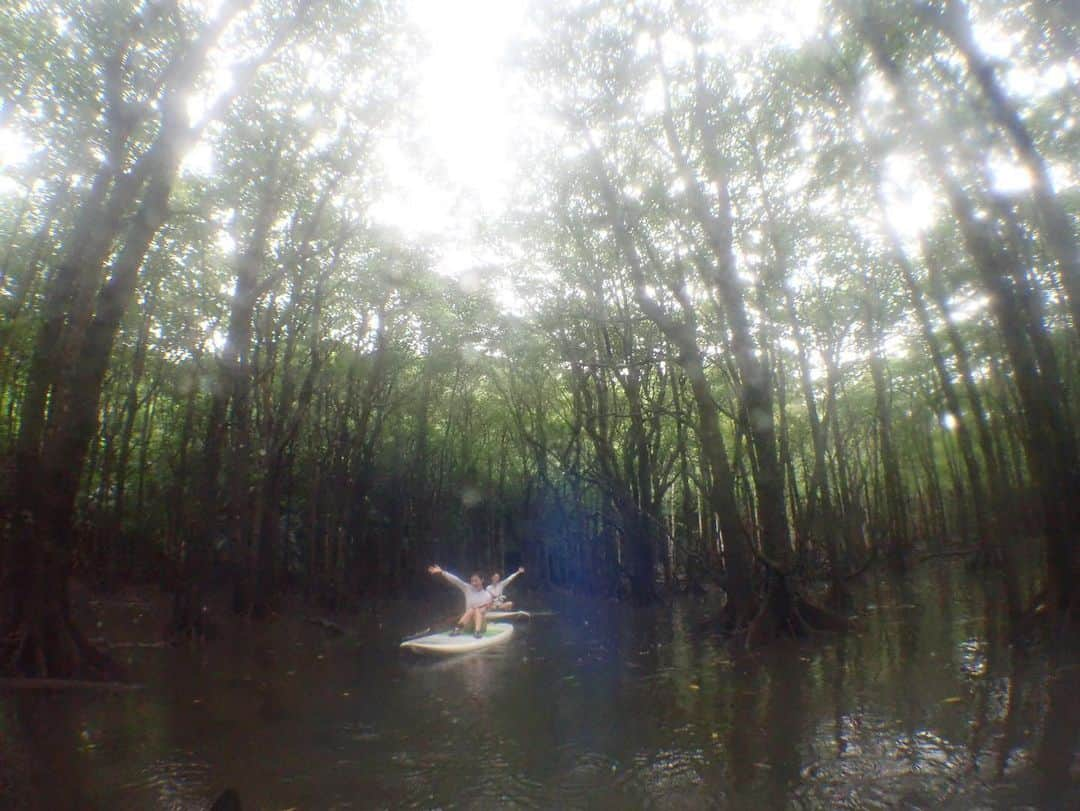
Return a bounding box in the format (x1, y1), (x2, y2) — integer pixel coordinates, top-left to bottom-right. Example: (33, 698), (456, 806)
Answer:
(371, 0), (528, 281)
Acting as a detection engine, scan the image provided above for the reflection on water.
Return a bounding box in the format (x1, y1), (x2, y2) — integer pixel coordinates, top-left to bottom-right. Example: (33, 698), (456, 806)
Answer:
(1, 562), (1077, 810)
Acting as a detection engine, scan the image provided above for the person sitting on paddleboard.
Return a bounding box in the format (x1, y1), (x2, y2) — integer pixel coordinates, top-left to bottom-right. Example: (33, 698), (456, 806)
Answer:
(428, 565), (492, 638)
(487, 566), (525, 610)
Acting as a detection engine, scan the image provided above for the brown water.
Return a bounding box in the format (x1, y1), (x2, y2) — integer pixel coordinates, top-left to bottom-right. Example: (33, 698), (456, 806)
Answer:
(1, 562), (1077, 810)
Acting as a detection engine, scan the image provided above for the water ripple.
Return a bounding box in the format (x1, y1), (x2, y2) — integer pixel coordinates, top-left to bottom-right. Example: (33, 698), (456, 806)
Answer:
(121, 751), (213, 810)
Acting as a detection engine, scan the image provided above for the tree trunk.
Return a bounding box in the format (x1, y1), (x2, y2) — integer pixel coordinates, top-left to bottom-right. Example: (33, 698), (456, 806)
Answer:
(3, 0), (276, 677)
(858, 8), (1079, 615)
(3, 145), (179, 677)
(877, 191), (992, 555)
(930, 0), (1080, 334)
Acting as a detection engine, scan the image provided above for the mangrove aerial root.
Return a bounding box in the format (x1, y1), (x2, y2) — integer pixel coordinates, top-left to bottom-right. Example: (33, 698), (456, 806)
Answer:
(0, 612), (120, 681)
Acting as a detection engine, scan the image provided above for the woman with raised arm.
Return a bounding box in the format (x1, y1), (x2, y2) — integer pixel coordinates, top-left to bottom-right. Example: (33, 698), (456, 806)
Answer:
(427, 565), (493, 638)
(487, 566), (525, 610)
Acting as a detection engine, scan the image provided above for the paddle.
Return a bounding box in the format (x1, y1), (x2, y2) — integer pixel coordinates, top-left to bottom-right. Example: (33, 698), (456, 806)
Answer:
(401, 627), (433, 643)
(401, 612), (462, 642)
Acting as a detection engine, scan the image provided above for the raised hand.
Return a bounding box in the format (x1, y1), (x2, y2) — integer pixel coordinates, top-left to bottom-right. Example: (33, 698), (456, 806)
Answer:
(428, 565), (442, 575)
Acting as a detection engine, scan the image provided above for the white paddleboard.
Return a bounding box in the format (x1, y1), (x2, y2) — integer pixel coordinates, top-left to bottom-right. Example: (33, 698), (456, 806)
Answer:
(401, 622), (514, 654)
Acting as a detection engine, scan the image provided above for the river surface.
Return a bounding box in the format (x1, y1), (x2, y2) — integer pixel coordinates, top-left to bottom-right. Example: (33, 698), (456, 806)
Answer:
(1, 562), (1077, 810)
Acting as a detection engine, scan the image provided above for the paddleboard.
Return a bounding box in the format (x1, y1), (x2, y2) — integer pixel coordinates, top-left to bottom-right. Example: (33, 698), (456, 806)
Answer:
(401, 622), (514, 654)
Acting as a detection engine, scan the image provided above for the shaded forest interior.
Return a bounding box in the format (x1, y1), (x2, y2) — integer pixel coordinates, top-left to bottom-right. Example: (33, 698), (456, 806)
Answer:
(0, 0), (1077, 678)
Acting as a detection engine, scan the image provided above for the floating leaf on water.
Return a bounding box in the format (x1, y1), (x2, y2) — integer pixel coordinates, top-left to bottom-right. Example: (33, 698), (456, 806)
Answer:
(689, 683), (700, 690)
(942, 696), (965, 704)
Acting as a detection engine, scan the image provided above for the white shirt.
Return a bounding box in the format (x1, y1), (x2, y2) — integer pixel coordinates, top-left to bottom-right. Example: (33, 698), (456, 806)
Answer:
(486, 570), (522, 599)
(439, 570), (493, 609)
